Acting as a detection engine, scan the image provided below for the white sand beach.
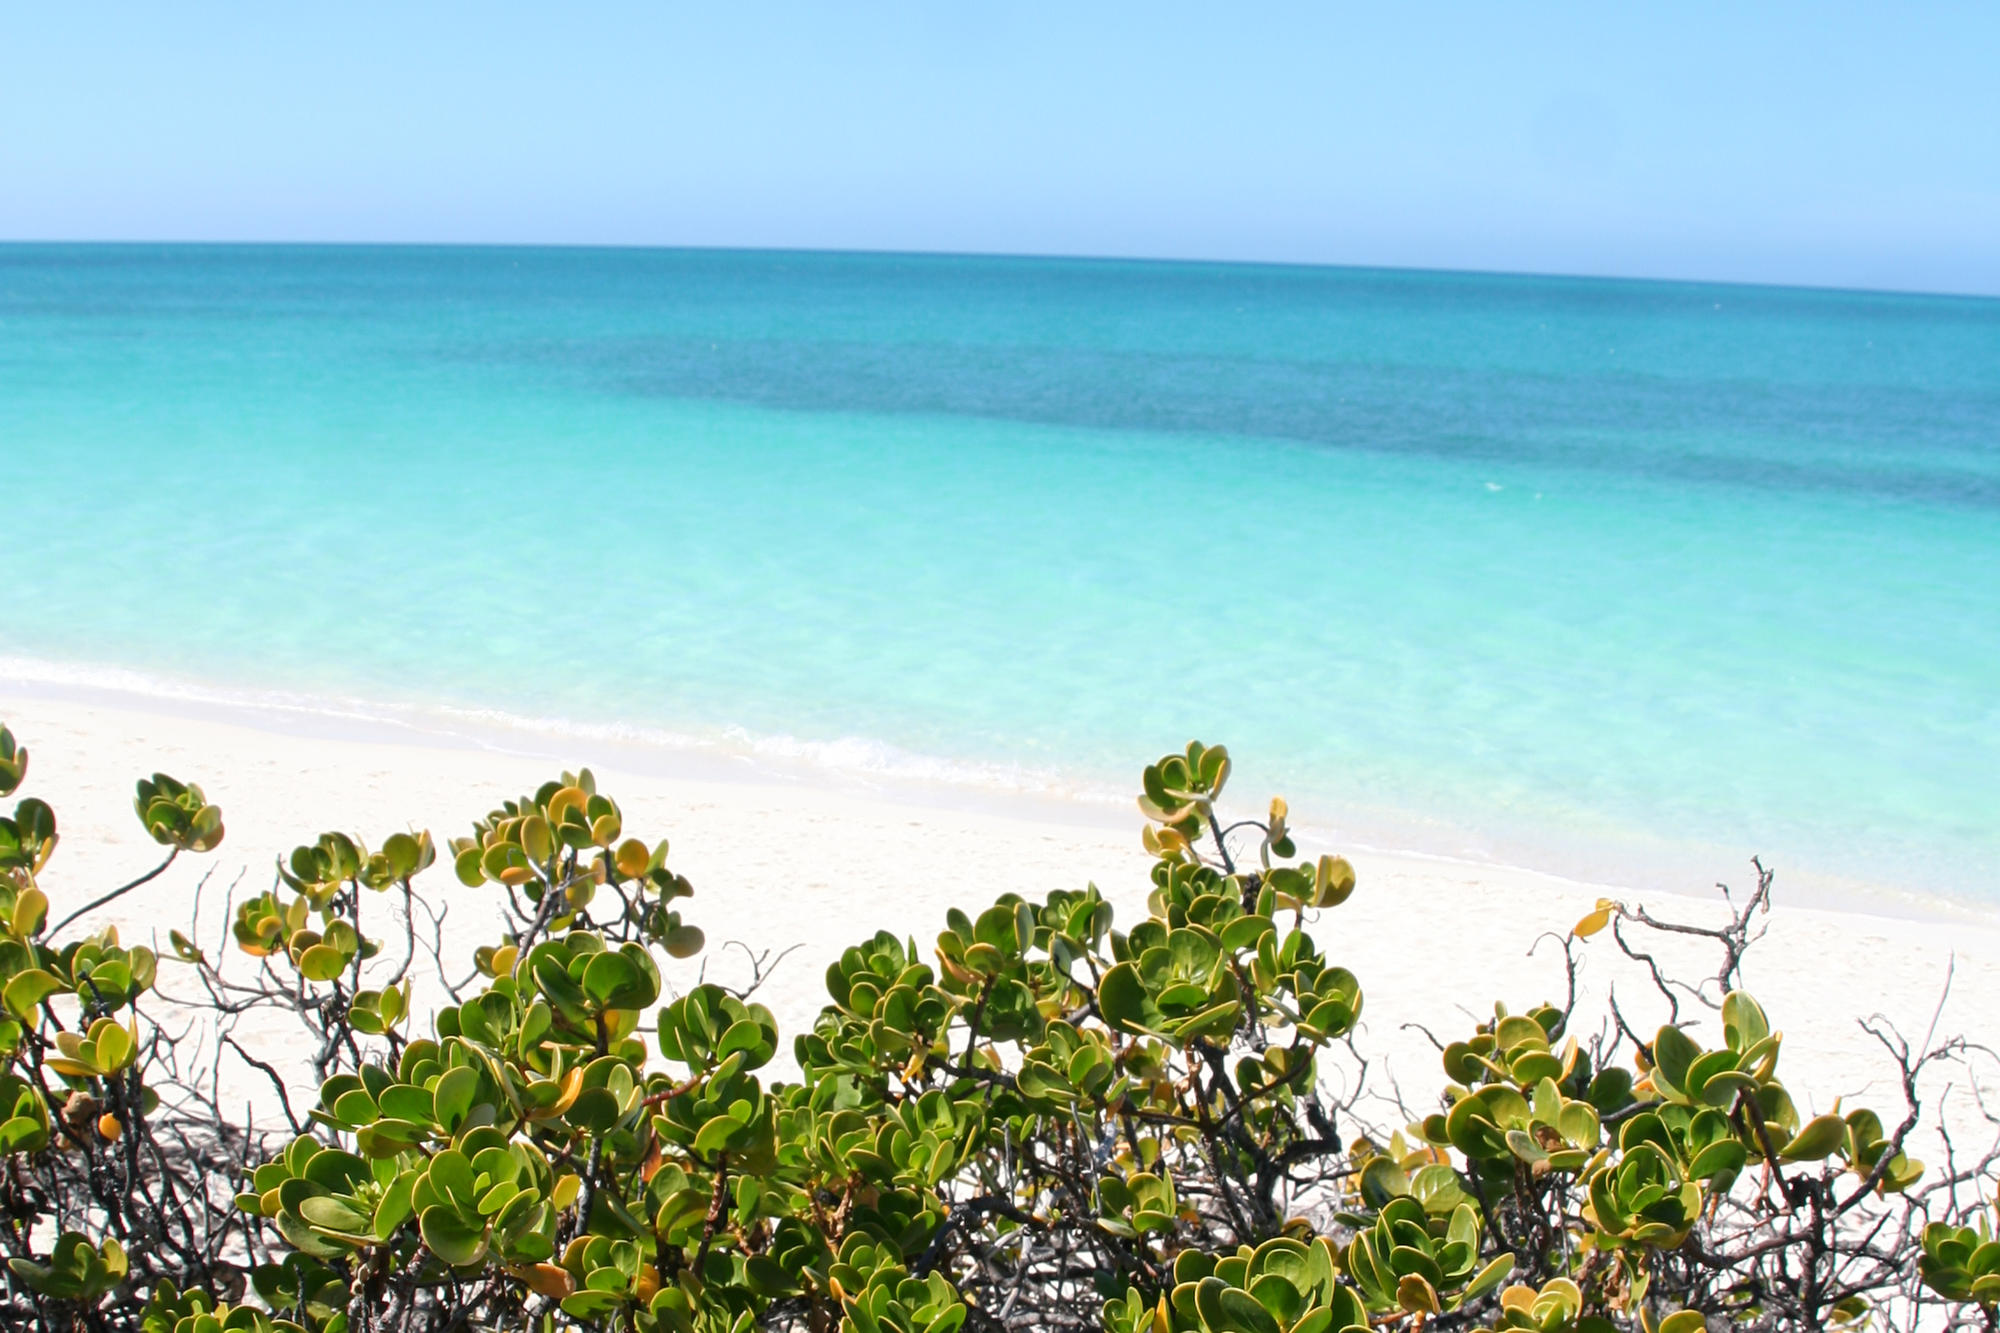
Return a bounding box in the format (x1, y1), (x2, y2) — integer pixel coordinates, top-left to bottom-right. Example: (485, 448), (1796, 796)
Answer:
(5, 679), (1994, 1162)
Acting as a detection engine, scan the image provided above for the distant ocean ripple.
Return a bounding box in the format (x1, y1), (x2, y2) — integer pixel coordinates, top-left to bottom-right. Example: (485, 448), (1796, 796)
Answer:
(4, 245), (1997, 903)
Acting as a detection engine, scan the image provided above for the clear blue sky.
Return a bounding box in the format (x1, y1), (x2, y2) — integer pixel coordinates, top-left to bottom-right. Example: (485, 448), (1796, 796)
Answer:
(6, 2), (1999, 294)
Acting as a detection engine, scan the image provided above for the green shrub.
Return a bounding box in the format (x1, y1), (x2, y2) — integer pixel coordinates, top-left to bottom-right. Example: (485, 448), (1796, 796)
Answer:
(0, 724), (1983, 1331)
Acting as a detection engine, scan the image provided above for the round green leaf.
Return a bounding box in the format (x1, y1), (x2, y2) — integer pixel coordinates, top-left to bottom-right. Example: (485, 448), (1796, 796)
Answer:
(418, 1205), (487, 1267)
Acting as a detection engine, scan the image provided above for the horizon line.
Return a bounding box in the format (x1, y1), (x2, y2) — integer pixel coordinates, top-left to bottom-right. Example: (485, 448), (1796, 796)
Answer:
(5, 236), (1997, 306)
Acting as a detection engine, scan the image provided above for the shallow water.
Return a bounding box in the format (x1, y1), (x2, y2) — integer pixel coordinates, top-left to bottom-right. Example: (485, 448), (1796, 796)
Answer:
(3, 244), (1996, 900)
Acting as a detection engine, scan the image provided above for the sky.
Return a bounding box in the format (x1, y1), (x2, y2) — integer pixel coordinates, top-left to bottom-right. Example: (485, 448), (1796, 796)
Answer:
(4, 2), (1999, 294)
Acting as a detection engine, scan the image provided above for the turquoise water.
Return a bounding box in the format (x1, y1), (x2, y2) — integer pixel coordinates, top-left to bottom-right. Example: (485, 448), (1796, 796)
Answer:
(3, 244), (1996, 901)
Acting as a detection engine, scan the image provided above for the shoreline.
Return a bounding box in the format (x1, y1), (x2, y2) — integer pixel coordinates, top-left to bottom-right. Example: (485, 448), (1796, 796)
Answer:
(3, 675), (1997, 1164)
(2, 654), (1988, 932)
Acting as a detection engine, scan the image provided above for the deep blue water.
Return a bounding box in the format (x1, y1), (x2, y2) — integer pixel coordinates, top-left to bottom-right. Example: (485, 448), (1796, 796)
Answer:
(3, 245), (1996, 901)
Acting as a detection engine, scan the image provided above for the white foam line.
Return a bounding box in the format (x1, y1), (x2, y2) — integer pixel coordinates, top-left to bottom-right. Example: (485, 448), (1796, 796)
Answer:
(1, 650), (1986, 927)
(0, 652), (1128, 807)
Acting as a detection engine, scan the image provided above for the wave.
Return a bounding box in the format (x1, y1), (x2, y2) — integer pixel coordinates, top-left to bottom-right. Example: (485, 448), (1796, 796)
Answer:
(2, 650), (1989, 927)
(0, 652), (1129, 811)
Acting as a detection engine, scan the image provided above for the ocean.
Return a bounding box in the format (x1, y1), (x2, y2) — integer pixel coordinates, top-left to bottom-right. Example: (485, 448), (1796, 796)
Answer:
(3, 244), (1995, 905)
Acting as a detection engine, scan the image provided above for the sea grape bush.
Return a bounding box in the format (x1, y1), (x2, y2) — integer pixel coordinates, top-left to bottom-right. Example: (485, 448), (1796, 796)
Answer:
(0, 721), (1993, 1331)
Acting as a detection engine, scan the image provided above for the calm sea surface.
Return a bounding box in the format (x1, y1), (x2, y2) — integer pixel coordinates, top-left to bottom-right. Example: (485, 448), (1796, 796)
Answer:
(3, 245), (1996, 902)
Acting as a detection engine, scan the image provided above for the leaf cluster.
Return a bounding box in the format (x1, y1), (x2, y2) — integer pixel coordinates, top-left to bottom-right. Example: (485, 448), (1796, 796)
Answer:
(0, 724), (1991, 1333)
